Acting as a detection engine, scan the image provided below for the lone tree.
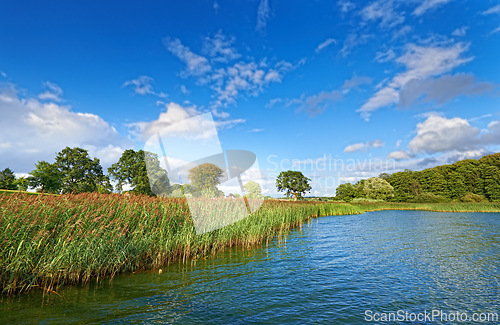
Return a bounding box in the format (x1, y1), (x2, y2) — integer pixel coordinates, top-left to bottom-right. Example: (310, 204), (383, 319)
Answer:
(276, 170), (311, 201)
(244, 180), (263, 199)
(188, 163), (224, 197)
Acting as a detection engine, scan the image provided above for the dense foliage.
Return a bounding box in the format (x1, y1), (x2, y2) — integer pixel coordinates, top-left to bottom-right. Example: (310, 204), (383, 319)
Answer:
(276, 170), (312, 201)
(336, 153), (500, 202)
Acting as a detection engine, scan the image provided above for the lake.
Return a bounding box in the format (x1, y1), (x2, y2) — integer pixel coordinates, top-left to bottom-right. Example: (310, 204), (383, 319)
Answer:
(1, 210), (499, 324)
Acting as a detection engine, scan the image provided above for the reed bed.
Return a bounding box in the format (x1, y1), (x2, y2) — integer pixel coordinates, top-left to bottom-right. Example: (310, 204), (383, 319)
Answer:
(0, 192), (363, 295)
(351, 202), (500, 213)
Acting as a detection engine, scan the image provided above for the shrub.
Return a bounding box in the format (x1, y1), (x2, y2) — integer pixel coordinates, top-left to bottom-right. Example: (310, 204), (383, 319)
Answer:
(411, 192), (449, 203)
(351, 197), (385, 203)
(461, 192), (488, 203)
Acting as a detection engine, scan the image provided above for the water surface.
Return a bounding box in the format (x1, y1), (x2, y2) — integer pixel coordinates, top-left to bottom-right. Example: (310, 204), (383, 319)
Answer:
(1, 211), (499, 324)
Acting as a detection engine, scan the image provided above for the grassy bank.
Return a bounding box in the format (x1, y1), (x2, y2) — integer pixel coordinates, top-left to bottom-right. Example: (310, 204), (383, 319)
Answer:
(351, 202), (500, 212)
(0, 192), (363, 295)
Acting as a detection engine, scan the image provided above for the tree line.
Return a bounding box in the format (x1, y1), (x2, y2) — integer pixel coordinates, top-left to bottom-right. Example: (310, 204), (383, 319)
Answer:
(0, 147), (270, 198)
(335, 153), (500, 203)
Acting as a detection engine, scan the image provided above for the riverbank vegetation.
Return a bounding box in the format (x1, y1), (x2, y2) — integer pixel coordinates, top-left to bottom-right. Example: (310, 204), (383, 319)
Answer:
(352, 202), (500, 213)
(0, 192), (363, 295)
(335, 153), (500, 203)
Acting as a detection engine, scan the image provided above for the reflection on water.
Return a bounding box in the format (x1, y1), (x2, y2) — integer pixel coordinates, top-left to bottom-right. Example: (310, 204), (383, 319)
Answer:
(1, 211), (499, 324)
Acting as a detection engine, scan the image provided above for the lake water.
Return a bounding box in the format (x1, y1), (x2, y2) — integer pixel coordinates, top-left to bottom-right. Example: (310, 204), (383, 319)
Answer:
(1, 211), (499, 324)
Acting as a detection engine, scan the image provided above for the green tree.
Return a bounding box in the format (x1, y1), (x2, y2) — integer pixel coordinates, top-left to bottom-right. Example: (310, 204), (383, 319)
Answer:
(108, 149), (169, 195)
(244, 180), (263, 199)
(480, 165), (500, 201)
(54, 147), (110, 194)
(335, 183), (356, 202)
(188, 163), (224, 197)
(276, 170), (312, 201)
(0, 168), (17, 190)
(15, 177), (29, 191)
(363, 177), (394, 200)
(28, 161), (63, 193)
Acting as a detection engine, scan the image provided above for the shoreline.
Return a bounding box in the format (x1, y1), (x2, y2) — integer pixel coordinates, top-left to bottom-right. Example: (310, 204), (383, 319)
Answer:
(1, 192), (499, 296)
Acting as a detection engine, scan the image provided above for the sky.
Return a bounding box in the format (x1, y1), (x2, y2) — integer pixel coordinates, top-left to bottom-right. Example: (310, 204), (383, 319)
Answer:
(1, 0), (499, 196)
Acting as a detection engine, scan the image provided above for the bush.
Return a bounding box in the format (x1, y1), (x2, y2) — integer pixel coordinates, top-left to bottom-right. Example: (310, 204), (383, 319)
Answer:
(411, 192), (449, 203)
(461, 192), (488, 203)
(351, 197), (385, 203)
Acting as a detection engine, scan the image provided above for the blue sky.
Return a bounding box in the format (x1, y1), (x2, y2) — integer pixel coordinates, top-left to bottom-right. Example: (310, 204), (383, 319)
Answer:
(1, 0), (499, 196)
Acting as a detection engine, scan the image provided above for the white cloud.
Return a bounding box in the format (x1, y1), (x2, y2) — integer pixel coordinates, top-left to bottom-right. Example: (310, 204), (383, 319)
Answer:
(165, 34), (298, 115)
(393, 25), (412, 39)
(337, 0), (355, 14)
(398, 73), (494, 107)
(130, 101), (245, 141)
(406, 114), (500, 155)
(38, 81), (63, 102)
(213, 1), (219, 13)
(294, 90), (343, 116)
(452, 26), (468, 37)
(374, 49), (396, 63)
(1, 72), (7, 78)
(256, 0), (270, 32)
(340, 33), (372, 57)
(0, 86), (130, 172)
(202, 31), (241, 63)
(344, 139), (384, 152)
(413, 0), (452, 16)
(491, 26), (500, 35)
(483, 5), (500, 15)
(250, 128), (264, 133)
(341, 75), (372, 91)
(164, 37), (212, 77)
(315, 38), (337, 53)
(360, 0), (404, 28)
(123, 76), (167, 98)
(359, 42), (473, 120)
(265, 97), (282, 108)
(180, 85), (189, 95)
(387, 150), (412, 160)
(409, 114), (479, 154)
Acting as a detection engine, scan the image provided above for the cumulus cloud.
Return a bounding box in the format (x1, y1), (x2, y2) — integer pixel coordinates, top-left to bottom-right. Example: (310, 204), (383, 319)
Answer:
(413, 0), (452, 16)
(123, 76), (167, 97)
(344, 139), (384, 152)
(38, 81), (63, 102)
(0, 85), (130, 172)
(405, 114), (500, 155)
(359, 42), (474, 120)
(315, 38), (337, 53)
(256, 0), (270, 32)
(130, 101), (245, 141)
